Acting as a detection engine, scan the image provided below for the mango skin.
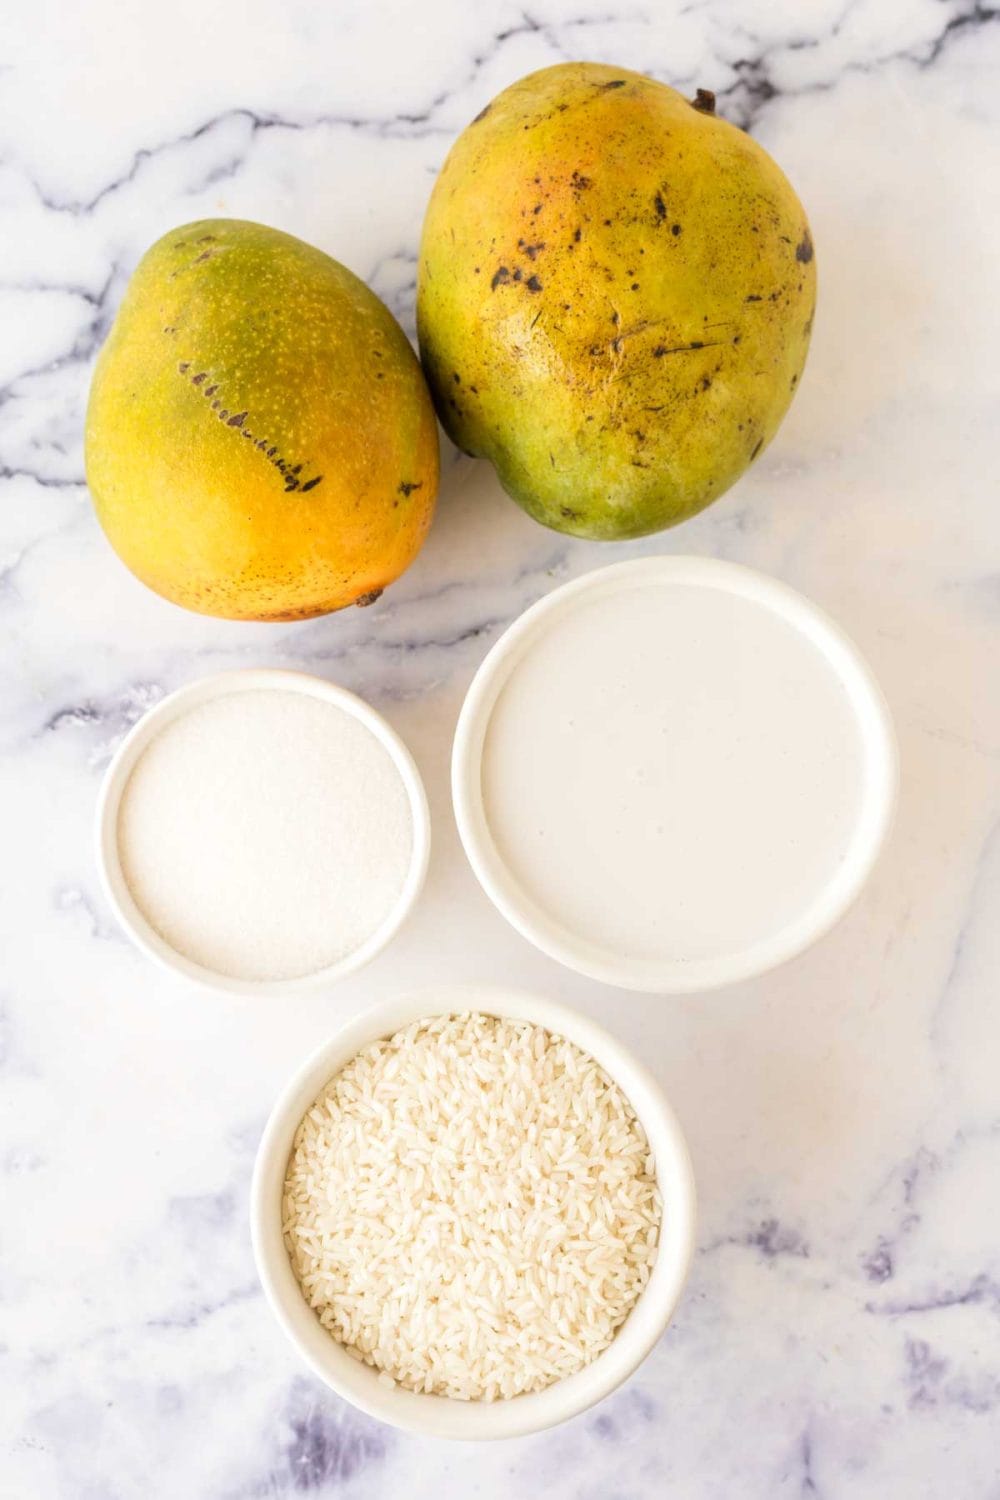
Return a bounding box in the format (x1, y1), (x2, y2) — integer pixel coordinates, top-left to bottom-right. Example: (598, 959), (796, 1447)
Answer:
(417, 64), (816, 540)
(86, 219), (439, 620)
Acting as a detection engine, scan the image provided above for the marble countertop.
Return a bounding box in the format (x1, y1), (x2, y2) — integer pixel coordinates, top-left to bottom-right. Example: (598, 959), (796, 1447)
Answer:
(3, 1), (1000, 1495)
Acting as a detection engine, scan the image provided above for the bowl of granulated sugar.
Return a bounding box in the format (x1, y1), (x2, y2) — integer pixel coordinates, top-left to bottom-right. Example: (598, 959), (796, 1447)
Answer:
(96, 669), (430, 995)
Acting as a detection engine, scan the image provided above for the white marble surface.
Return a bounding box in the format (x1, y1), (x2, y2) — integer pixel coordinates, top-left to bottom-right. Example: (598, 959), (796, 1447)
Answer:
(2, 1), (1000, 1494)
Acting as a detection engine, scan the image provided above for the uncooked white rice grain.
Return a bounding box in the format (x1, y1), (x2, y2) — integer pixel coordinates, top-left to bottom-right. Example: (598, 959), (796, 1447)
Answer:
(282, 1012), (662, 1402)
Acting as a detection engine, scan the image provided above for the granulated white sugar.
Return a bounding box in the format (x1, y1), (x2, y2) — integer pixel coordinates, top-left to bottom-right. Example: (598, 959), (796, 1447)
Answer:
(282, 1012), (661, 1402)
(117, 689), (413, 981)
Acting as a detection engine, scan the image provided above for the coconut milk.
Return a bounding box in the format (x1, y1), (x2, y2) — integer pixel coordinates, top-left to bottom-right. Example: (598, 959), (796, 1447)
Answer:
(480, 579), (867, 963)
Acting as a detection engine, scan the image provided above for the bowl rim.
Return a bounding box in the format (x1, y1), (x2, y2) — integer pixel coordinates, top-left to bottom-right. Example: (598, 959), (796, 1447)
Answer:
(94, 667), (431, 996)
(452, 554), (899, 994)
(250, 984), (697, 1441)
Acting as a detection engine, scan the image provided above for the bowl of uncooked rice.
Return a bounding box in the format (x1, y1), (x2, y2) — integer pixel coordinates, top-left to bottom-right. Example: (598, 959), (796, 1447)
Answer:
(252, 987), (695, 1440)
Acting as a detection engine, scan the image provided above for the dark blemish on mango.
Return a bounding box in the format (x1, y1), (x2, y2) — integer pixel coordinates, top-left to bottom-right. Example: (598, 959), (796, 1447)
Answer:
(796, 231), (814, 264)
(603, 218), (612, 227)
(205, 384), (218, 398)
(355, 589), (383, 607)
(398, 480), (423, 496)
(491, 266), (511, 290)
(212, 400), (221, 410)
(560, 506), (579, 519)
(630, 282), (640, 291)
(691, 88), (716, 114)
(227, 411), (247, 429)
(790, 373), (798, 388)
(611, 312), (620, 325)
(453, 372), (461, 384)
(198, 234), (216, 244)
(745, 294), (762, 303)
(178, 362), (191, 374)
(513, 268), (523, 282)
(519, 242), (545, 259)
(671, 223), (682, 236)
(652, 339), (717, 357)
(751, 439), (763, 458)
(601, 80), (626, 90)
(654, 193), (667, 221)
(301, 476), (322, 492)
(194, 250), (214, 264)
(472, 103), (491, 123)
(268, 447), (277, 458)
(174, 241), (187, 250)
(219, 409), (229, 421)
(573, 227), (582, 243)
(191, 372), (208, 385)
(526, 275), (542, 292)
(532, 203), (542, 215)
(571, 171), (591, 192)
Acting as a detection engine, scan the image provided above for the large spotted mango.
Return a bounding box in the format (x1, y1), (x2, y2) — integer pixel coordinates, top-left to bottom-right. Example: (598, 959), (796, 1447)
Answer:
(417, 63), (815, 540)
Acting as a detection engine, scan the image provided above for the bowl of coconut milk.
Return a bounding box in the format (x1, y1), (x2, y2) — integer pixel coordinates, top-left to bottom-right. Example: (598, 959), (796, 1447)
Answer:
(452, 556), (898, 992)
(96, 669), (430, 995)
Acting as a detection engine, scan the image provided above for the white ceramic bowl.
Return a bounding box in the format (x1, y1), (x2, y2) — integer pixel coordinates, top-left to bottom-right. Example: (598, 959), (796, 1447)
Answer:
(95, 669), (430, 997)
(251, 985), (696, 1440)
(453, 556), (898, 993)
